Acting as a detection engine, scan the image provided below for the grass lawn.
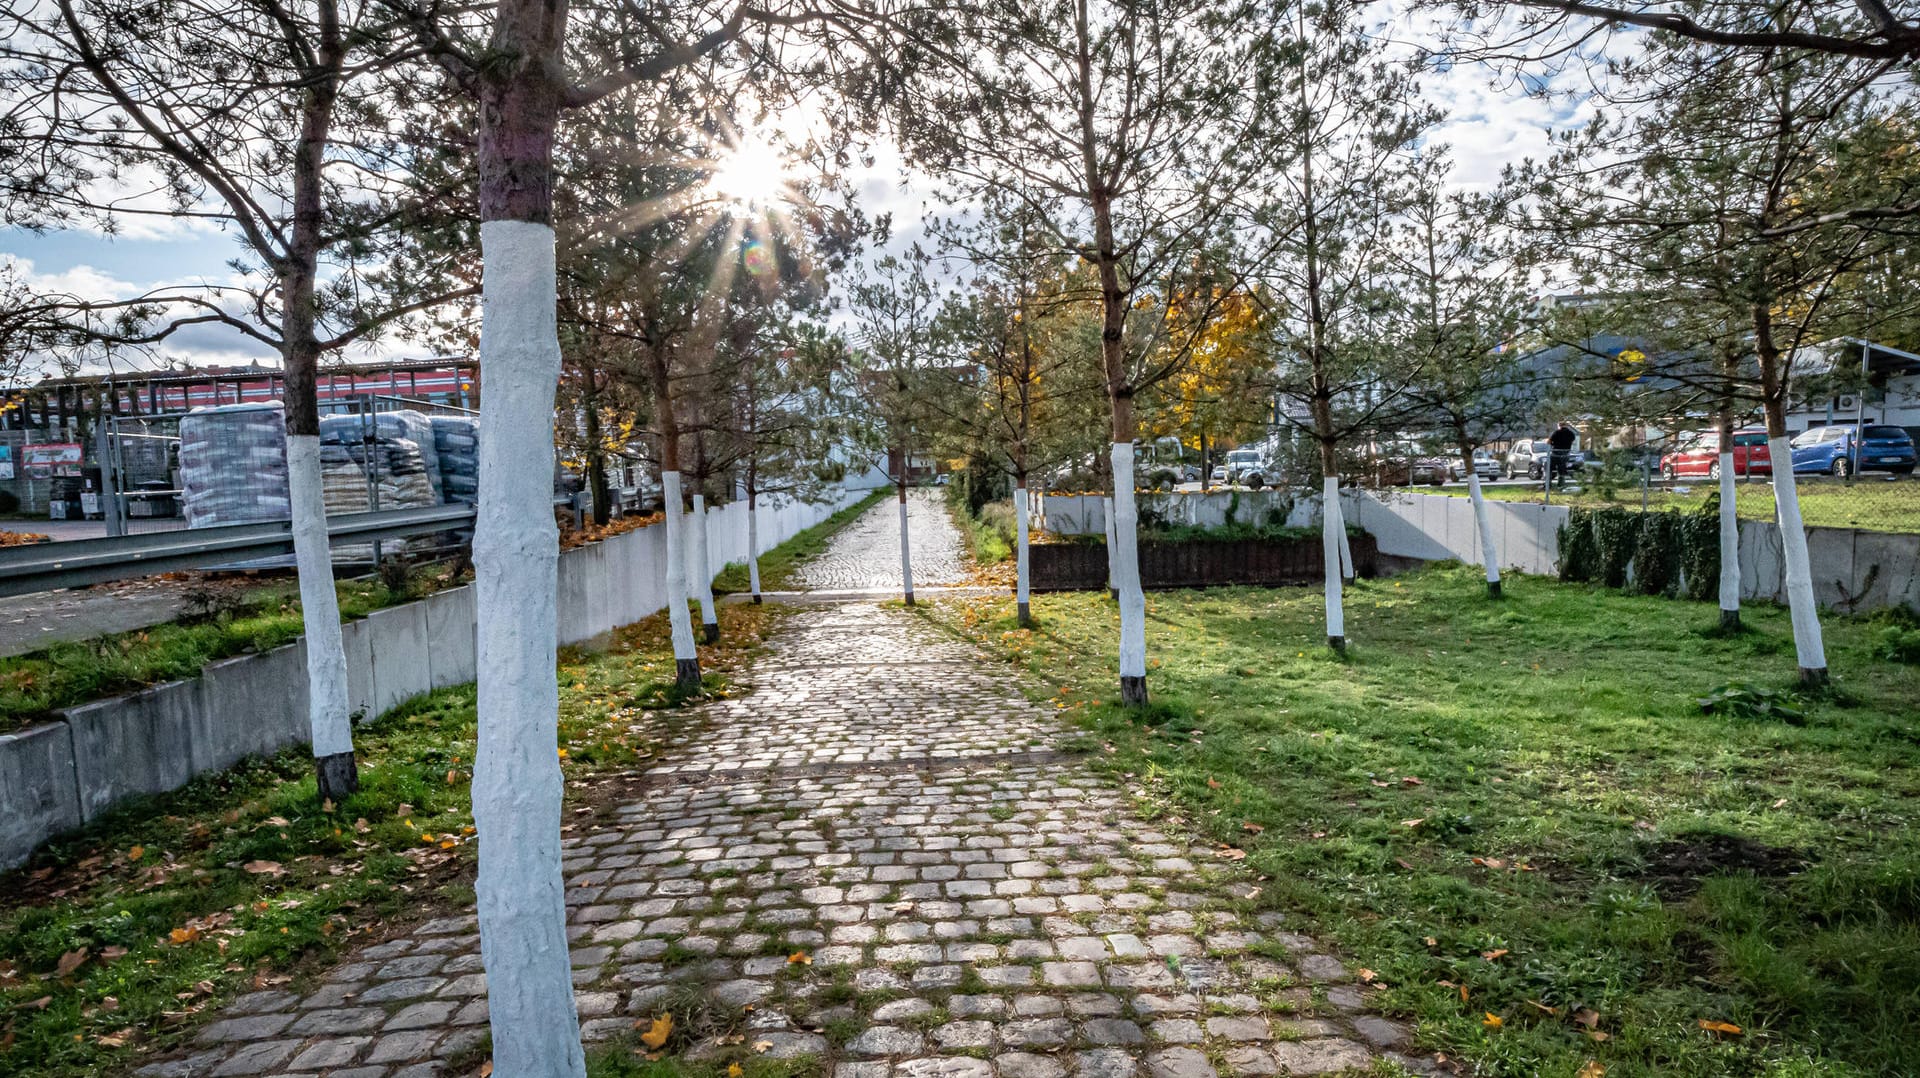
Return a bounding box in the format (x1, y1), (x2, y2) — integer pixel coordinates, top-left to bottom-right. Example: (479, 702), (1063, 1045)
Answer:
(711, 490), (887, 594)
(0, 570), (456, 733)
(924, 566), (1920, 1077)
(0, 601), (785, 1078)
(1403, 476), (1920, 534)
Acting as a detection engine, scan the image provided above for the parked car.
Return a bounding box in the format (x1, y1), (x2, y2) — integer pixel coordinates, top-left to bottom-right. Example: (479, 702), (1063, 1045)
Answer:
(1503, 439), (1551, 480)
(1376, 455), (1449, 487)
(1789, 424), (1918, 476)
(1223, 448), (1275, 488)
(1660, 429), (1771, 479)
(1448, 450), (1501, 482)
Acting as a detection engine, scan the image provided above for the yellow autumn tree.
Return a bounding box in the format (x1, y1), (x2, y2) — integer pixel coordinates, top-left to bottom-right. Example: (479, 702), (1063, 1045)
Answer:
(1148, 286), (1272, 487)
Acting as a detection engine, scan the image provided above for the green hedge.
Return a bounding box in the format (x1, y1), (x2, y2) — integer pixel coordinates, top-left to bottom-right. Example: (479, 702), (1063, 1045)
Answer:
(1558, 495), (1725, 601)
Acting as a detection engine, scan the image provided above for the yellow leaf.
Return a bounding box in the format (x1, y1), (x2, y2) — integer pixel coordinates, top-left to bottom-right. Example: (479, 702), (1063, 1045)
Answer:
(728, 1066), (743, 1078)
(168, 927), (201, 945)
(638, 1013), (673, 1049)
(1482, 1012), (1503, 1029)
(1698, 1019), (1743, 1036)
(787, 951), (812, 965)
(126, 845), (144, 863)
(1577, 1062), (1605, 1078)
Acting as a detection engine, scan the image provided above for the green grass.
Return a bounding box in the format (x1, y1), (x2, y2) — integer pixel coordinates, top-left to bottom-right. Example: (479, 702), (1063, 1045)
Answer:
(950, 498), (1015, 565)
(711, 490), (888, 594)
(926, 566), (1920, 1077)
(1405, 476), (1920, 534)
(0, 601), (784, 1078)
(0, 574), (449, 732)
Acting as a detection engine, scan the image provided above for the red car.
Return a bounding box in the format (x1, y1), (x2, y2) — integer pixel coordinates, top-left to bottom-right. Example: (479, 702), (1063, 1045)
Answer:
(1661, 429), (1772, 479)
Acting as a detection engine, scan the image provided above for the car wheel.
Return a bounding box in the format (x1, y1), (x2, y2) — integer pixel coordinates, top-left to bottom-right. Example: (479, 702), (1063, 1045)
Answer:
(1832, 457), (1850, 478)
(1246, 474), (1264, 490)
(1662, 463), (1675, 480)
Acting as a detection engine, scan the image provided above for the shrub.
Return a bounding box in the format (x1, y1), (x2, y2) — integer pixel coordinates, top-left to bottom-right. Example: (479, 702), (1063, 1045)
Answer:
(1559, 508), (1598, 583)
(1592, 507), (1639, 588)
(1678, 494), (1722, 601)
(1633, 511), (1683, 597)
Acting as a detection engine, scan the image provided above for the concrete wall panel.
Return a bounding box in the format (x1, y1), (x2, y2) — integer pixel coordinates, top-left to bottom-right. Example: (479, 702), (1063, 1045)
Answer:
(66, 679), (201, 821)
(197, 642), (308, 772)
(0, 722), (82, 870)
(424, 587), (478, 689)
(367, 603), (431, 714)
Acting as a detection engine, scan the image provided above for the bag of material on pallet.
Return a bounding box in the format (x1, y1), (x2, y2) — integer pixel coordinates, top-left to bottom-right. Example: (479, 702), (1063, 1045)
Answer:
(429, 416), (479, 505)
(178, 402), (291, 528)
(317, 415), (439, 559)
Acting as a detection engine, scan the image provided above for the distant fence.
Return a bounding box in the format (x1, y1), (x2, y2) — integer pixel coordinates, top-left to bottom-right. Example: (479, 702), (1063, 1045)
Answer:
(1030, 534), (1378, 591)
(0, 489), (861, 870)
(1035, 488), (1919, 615)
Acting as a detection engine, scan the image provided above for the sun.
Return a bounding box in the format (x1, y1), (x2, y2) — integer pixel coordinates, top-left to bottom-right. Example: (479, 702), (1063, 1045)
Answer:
(707, 139), (792, 207)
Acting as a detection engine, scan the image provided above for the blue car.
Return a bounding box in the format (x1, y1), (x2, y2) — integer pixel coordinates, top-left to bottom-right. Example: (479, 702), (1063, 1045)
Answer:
(1789, 424), (1917, 477)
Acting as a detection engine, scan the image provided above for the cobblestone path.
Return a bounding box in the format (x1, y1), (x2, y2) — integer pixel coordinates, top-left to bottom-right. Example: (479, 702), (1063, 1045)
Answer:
(153, 512), (1432, 1078)
(796, 490), (970, 591)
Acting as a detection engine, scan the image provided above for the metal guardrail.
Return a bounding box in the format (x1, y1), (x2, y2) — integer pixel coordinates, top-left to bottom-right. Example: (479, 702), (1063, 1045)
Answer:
(0, 503), (477, 598)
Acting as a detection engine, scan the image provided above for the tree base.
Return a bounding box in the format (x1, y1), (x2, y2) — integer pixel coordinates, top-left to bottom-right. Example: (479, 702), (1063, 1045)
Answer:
(904, 592), (915, 607)
(675, 658), (702, 697)
(1720, 608), (1742, 631)
(1120, 675), (1148, 707)
(752, 594), (763, 605)
(315, 751), (359, 802)
(1328, 634), (1346, 653)
(702, 622), (719, 644)
(1797, 665), (1829, 688)
(1486, 579), (1502, 600)
(1017, 601), (1030, 628)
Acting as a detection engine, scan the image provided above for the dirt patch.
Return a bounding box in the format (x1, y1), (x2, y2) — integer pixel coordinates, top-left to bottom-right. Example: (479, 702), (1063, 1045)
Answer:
(1638, 833), (1811, 898)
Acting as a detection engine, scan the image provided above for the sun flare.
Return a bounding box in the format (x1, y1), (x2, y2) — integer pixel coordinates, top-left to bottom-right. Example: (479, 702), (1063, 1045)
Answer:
(707, 139), (791, 207)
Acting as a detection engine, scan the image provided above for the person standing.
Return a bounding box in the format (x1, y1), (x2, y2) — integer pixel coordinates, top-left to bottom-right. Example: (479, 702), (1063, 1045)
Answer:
(1548, 421), (1578, 488)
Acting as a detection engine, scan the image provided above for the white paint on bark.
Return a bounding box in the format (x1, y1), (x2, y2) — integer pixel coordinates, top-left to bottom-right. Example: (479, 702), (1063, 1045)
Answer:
(1718, 452), (1741, 614)
(661, 471), (698, 662)
(1102, 494), (1117, 588)
(746, 503), (761, 599)
(1466, 472), (1501, 587)
(690, 493), (717, 632)
(286, 434), (353, 756)
(470, 219), (583, 1077)
(1014, 481), (1032, 612)
(1768, 436), (1827, 673)
(1321, 476), (1346, 640)
(1111, 444), (1146, 678)
(898, 494), (914, 601)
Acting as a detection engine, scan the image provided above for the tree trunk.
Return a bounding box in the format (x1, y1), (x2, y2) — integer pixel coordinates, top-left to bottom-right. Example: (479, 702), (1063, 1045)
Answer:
(583, 373), (610, 526)
(897, 467), (914, 605)
(1110, 437), (1147, 704)
(690, 492), (718, 643)
(1462, 439), (1501, 598)
(280, 4), (356, 803)
(471, 1), (585, 1070)
(1715, 383), (1741, 630)
(661, 471), (702, 694)
(1199, 433), (1210, 492)
(1014, 473), (1032, 627)
(746, 485), (762, 604)
(1755, 307), (1826, 684)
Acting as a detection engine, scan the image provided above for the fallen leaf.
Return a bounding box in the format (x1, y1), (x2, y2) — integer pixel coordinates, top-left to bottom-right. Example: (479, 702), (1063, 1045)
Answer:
(1771, 797), (1788, 809)
(396, 804), (412, 818)
(1525, 1000), (1560, 1016)
(321, 799), (335, 814)
(1577, 1061), (1605, 1078)
(638, 1013), (673, 1049)
(1401, 818), (1426, 828)
(1572, 1008), (1600, 1029)
(480, 1062), (493, 1078)
(1698, 1019), (1743, 1036)
(25, 996), (51, 1010)
(168, 927), (201, 945)
(242, 861), (284, 876)
(728, 1066), (744, 1078)
(1482, 1012), (1503, 1029)
(264, 816), (290, 828)
(1241, 821), (1265, 834)
(447, 770), (459, 785)
(1219, 847), (1247, 861)
(98, 947), (127, 963)
(1206, 777), (1221, 789)
(1481, 949), (1509, 961)
(752, 1040), (773, 1053)
(1356, 968), (1379, 983)
(1370, 780), (1391, 788)
(787, 951), (812, 965)
(1423, 937), (1438, 947)
(1401, 776), (1423, 786)
(353, 818), (371, 834)
(55, 949), (88, 977)
(126, 845), (144, 863)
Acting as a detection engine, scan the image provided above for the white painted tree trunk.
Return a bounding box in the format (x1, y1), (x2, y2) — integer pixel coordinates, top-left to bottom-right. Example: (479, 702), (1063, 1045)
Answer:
(286, 435), (356, 777)
(690, 493), (718, 643)
(1102, 494), (1117, 594)
(661, 472), (699, 682)
(470, 219), (583, 1077)
(1111, 444), (1147, 704)
(1717, 452), (1741, 626)
(1768, 436), (1827, 682)
(1014, 480), (1032, 626)
(1466, 472), (1502, 597)
(746, 500), (762, 603)
(1321, 475), (1346, 650)
(898, 491), (915, 605)
(1337, 494), (1355, 581)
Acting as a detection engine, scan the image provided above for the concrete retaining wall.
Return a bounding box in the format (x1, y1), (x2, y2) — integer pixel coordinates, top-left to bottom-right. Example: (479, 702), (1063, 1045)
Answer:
(0, 489), (862, 870)
(1040, 491), (1316, 535)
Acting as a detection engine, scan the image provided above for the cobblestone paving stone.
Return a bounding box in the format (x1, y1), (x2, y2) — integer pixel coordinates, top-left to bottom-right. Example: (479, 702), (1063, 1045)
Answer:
(796, 490), (970, 591)
(156, 507), (1435, 1078)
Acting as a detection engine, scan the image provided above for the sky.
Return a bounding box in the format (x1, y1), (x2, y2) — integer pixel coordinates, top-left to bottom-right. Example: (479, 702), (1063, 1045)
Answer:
(0, 6), (1606, 381)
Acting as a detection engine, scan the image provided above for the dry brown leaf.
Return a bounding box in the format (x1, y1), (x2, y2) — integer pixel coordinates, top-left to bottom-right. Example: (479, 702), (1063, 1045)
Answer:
(1219, 847), (1247, 861)
(1241, 821), (1265, 834)
(1401, 818), (1426, 828)
(1572, 1008), (1600, 1029)
(1577, 1061), (1605, 1078)
(168, 927), (201, 945)
(353, 818), (371, 834)
(242, 861), (284, 876)
(1401, 776), (1423, 786)
(264, 816), (290, 828)
(1206, 777), (1221, 789)
(321, 798), (335, 814)
(752, 1040), (773, 1053)
(55, 949), (88, 977)
(396, 804), (413, 818)
(1525, 1000), (1560, 1017)
(1481, 949), (1509, 961)
(638, 1013), (673, 1049)
(480, 1062), (493, 1078)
